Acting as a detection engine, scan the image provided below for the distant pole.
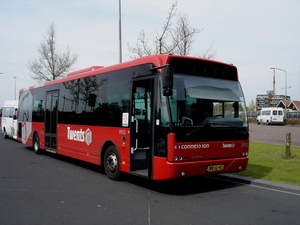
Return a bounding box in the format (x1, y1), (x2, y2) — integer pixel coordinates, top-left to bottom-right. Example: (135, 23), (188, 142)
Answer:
(270, 67), (287, 113)
(13, 76), (17, 100)
(270, 68), (276, 107)
(119, 0), (122, 63)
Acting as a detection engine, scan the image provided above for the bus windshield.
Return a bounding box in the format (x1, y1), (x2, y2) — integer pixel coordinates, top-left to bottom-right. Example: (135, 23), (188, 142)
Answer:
(161, 74), (248, 128)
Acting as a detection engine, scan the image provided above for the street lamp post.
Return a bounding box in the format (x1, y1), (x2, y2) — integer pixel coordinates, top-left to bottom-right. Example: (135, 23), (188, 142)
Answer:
(270, 67), (287, 112)
(13, 76), (17, 100)
(271, 68), (276, 107)
(119, 0), (122, 63)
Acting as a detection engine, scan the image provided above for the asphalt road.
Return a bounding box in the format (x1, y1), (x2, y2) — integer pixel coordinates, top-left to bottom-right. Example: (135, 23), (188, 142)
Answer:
(249, 123), (300, 146)
(1, 128), (300, 225)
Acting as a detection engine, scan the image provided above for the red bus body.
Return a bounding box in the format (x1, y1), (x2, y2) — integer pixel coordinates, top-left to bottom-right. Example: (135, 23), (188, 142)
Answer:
(18, 55), (249, 180)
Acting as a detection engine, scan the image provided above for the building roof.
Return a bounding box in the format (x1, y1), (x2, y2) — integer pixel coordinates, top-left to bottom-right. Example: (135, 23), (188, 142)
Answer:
(277, 100), (300, 110)
(288, 101), (300, 110)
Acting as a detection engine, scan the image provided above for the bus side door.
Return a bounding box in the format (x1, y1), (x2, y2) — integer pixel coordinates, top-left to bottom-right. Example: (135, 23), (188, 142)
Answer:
(130, 79), (154, 177)
(45, 90), (59, 151)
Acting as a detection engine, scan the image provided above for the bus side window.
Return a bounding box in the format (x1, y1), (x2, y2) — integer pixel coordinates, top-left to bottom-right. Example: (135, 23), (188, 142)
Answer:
(3, 107), (8, 117)
(13, 108), (17, 120)
(9, 107), (14, 118)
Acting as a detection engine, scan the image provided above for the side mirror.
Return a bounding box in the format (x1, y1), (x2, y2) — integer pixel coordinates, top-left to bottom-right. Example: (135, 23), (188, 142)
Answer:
(162, 65), (173, 96)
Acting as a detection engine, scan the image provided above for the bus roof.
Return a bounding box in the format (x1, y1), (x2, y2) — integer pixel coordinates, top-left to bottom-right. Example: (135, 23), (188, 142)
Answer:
(20, 54), (237, 92)
(3, 100), (18, 107)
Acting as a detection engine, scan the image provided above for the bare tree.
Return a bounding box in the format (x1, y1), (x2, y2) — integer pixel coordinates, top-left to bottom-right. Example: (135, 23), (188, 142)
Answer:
(198, 43), (217, 60)
(172, 13), (202, 56)
(27, 23), (78, 82)
(128, 1), (216, 59)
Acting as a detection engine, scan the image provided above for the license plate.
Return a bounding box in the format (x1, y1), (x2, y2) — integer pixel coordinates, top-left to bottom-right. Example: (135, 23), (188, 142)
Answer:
(206, 164), (224, 172)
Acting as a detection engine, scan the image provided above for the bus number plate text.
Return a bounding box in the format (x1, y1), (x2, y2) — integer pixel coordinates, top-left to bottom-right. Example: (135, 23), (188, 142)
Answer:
(206, 164), (224, 172)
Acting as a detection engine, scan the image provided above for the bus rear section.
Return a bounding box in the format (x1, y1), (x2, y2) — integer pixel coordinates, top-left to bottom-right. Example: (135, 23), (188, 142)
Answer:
(1, 100), (18, 139)
(257, 107), (284, 125)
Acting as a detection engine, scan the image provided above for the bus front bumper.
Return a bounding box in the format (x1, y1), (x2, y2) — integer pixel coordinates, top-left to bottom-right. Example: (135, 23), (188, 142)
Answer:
(152, 156), (248, 180)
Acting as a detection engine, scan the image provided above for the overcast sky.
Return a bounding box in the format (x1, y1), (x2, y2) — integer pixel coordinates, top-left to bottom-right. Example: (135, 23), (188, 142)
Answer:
(1, 0), (300, 108)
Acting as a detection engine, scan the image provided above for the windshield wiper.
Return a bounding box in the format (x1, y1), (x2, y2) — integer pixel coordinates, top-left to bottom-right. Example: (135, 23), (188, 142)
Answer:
(186, 122), (227, 137)
(186, 124), (211, 137)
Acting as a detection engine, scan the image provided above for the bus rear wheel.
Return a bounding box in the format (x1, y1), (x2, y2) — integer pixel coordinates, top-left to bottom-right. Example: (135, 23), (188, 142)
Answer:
(104, 146), (121, 180)
(33, 134), (42, 154)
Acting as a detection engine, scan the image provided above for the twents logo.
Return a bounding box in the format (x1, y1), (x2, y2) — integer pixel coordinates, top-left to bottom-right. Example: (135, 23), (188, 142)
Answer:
(67, 127), (92, 146)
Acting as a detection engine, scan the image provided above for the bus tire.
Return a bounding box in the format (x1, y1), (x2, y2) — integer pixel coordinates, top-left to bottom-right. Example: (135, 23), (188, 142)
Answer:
(103, 146), (121, 180)
(3, 129), (8, 139)
(33, 134), (42, 154)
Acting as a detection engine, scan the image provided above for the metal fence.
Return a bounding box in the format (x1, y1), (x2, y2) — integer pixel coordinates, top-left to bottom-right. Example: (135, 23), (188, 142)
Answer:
(286, 111), (300, 119)
(247, 110), (300, 119)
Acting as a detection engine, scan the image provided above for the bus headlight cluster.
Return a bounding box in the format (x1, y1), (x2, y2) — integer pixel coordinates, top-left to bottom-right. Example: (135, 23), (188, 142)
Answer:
(241, 152), (248, 156)
(174, 156), (184, 161)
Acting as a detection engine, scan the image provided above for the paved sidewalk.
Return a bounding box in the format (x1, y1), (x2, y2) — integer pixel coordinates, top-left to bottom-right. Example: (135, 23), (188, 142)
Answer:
(218, 173), (300, 195)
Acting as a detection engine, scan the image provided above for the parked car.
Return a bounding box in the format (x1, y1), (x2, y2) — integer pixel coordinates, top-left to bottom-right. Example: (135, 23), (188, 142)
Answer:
(257, 107), (284, 125)
(1, 100), (18, 139)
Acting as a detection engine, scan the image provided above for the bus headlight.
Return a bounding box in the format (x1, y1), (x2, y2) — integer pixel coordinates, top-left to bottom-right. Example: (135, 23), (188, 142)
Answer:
(174, 156), (184, 161)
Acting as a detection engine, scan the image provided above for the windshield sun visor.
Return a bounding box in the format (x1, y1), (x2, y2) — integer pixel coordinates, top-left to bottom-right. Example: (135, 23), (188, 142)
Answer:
(185, 85), (241, 102)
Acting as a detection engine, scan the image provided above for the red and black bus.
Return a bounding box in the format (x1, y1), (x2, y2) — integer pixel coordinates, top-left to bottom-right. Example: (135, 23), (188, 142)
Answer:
(18, 54), (249, 180)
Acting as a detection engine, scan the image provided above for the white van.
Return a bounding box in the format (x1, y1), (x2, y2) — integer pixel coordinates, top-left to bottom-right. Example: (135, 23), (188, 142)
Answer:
(1, 100), (18, 139)
(257, 107), (284, 125)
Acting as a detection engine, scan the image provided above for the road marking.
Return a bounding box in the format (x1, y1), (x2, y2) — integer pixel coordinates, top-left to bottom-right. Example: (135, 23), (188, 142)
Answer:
(210, 175), (300, 197)
(148, 190), (151, 225)
(249, 184), (300, 197)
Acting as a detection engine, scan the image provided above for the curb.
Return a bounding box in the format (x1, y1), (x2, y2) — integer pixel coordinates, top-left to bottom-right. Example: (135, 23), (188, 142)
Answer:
(217, 173), (300, 195)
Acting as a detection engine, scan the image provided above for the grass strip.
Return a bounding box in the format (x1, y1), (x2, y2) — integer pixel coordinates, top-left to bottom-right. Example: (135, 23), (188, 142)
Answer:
(236, 142), (300, 186)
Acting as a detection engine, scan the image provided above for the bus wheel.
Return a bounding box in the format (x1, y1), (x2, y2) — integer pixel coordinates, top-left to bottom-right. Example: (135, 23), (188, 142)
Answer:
(104, 146), (121, 180)
(3, 129), (8, 139)
(33, 134), (41, 154)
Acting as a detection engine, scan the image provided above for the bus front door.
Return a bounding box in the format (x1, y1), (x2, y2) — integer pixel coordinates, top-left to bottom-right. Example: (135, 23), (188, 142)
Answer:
(45, 90), (59, 152)
(130, 79), (154, 178)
